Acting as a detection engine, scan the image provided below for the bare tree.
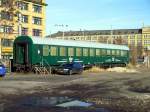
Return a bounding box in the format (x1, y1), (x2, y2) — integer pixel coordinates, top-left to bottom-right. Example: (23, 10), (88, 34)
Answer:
(0, 0), (17, 29)
(115, 37), (123, 45)
(0, 0), (18, 59)
(129, 45), (138, 65)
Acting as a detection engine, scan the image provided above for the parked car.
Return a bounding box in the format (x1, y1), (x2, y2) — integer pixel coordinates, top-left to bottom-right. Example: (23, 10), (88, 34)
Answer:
(0, 62), (6, 77)
(52, 62), (83, 75)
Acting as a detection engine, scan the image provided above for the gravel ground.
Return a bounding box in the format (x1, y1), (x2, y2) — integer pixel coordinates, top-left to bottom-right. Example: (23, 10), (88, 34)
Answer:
(0, 67), (150, 112)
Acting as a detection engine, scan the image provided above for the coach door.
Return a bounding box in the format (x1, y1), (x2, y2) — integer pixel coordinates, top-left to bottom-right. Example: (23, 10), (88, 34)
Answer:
(16, 42), (29, 65)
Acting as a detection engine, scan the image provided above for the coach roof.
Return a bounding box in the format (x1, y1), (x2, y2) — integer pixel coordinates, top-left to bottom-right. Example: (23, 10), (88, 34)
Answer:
(31, 36), (129, 50)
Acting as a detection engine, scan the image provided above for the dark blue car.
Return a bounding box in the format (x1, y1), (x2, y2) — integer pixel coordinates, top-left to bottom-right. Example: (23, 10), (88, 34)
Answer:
(52, 62), (83, 75)
(0, 62), (6, 77)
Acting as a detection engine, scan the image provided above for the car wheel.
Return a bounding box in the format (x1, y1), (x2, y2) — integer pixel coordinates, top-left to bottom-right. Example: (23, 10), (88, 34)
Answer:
(68, 70), (72, 75)
(78, 70), (83, 75)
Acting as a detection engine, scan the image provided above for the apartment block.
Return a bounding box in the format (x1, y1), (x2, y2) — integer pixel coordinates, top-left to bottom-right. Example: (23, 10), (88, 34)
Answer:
(0, 0), (47, 59)
(50, 27), (150, 50)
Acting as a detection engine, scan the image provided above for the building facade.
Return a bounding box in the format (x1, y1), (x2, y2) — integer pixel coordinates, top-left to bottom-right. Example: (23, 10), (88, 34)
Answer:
(50, 27), (150, 50)
(0, 0), (47, 59)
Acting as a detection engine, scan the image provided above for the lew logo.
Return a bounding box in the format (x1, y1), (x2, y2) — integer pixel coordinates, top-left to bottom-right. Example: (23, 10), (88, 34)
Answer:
(57, 58), (67, 63)
(105, 57), (121, 62)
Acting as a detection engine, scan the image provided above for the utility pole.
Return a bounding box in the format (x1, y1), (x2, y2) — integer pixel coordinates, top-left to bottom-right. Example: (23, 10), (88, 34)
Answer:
(107, 25), (113, 44)
(82, 29), (85, 38)
(62, 24), (65, 39)
(110, 25), (113, 44)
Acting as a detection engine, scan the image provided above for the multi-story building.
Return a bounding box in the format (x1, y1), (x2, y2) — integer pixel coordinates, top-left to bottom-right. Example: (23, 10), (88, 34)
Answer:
(0, 0), (47, 59)
(50, 27), (150, 50)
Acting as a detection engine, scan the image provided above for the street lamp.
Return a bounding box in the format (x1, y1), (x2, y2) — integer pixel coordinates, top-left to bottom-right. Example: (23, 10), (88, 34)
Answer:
(111, 25), (113, 44)
(54, 24), (68, 39)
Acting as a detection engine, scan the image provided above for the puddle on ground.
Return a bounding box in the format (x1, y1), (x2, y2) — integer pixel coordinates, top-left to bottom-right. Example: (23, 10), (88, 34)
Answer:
(56, 100), (92, 107)
(20, 96), (93, 107)
(19, 96), (110, 112)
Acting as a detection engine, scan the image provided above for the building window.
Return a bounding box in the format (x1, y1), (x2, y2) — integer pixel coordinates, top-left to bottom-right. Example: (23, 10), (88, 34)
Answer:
(130, 35), (135, 39)
(33, 5), (42, 13)
(0, 0), (13, 7)
(17, 1), (28, 10)
(2, 39), (13, 47)
(32, 17), (42, 25)
(130, 40), (135, 45)
(32, 29), (42, 36)
(50, 46), (57, 56)
(0, 11), (13, 21)
(60, 47), (66, 56)
(21, 15), (28, 23)
(68, 48), (74, 56)
(21, 27), (28, 35)
(86, 36), (91, 40)
(0, 26), (13, 34)
(0, 26), (3, 33)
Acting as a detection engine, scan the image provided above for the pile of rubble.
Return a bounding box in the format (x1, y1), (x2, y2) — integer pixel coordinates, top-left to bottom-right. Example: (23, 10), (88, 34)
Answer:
(86, 66), (138, 73)
(107, 67), (137, 73)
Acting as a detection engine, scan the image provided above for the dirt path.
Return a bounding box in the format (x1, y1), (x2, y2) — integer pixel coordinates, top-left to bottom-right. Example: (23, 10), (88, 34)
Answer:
(0, 68), (150, 112)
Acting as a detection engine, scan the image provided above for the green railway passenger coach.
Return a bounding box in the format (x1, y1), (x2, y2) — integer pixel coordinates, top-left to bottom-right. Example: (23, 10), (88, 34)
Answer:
(13, 36), (129, 71)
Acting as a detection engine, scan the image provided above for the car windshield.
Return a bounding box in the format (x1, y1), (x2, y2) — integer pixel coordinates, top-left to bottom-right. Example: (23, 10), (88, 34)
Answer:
(61, 63), (72, 68)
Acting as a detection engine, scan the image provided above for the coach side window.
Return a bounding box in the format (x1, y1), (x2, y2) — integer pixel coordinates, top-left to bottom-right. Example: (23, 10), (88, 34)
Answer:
(76, 48), (82, 56)
(68, 48), (74, 56)
(112, 50), (115, 56)
(83, 48), (88, 56)
(102, 49), (106, 55)
(96, 49), (100, 56)
(121, 51), (127, 56)
(43, 45), (49, 56)
(90, 49), (94, 56)
(106, 49), (111, 55)
(60, 47), (66, 56)
(116, 50), (120, 56)
(50, 46), (57, 56)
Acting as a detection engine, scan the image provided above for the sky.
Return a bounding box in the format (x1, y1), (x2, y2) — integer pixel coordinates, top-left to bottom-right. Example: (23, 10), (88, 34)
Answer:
(45, 0), (150, 35)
